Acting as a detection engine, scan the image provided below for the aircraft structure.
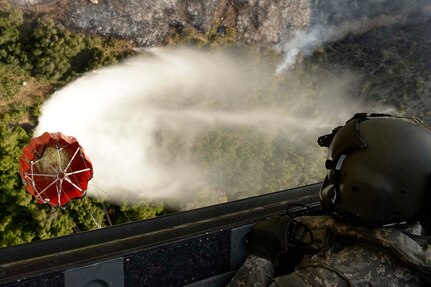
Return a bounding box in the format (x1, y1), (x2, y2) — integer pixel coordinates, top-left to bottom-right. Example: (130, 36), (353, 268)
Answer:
(0, 183), (321, 287)
(1, 132), (321, 286)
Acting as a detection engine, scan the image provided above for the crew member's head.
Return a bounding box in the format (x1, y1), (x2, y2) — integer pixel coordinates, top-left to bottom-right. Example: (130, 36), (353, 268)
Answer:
(318, 113), (431, 226)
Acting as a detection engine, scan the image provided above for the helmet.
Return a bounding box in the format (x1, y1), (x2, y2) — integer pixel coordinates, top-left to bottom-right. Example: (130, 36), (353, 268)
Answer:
(318, 113), (431, 226)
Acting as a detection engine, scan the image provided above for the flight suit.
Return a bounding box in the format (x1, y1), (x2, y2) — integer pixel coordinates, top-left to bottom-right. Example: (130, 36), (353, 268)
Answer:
(227, 216), (431, 286)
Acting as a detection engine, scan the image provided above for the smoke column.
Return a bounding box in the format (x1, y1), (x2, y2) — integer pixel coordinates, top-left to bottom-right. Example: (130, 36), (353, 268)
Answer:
(275, 0), (431, 73)
(276, 15), (407, 73)
(35, 48), (390, 207)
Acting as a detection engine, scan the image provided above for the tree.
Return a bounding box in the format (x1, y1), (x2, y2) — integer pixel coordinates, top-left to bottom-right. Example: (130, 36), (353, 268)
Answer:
(0, 111), (109, 247)
(0, 2), (28, 67)
(84, 47), (117, 71)
(0, 4), (151, 247)
(30, 18), (84, 80)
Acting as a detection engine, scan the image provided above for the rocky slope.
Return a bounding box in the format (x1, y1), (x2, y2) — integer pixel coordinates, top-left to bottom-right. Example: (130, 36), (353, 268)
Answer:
(6, 0), (431, 120)
(9, 0), (431, 47)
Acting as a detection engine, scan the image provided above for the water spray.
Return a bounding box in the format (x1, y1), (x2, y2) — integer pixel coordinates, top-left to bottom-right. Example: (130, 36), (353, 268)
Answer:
(35, 48), (390, 207)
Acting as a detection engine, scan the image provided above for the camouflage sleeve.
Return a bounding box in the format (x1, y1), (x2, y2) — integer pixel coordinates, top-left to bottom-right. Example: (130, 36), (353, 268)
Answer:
(226, 255), (275, 287)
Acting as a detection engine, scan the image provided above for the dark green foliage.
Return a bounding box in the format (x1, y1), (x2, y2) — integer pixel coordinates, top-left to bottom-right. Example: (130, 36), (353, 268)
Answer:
(0, 110), (102, 246)
(66, 198), (105, 231)
(310, 19), (431, 119)
(0, 112), (38, 246)
(0, 4), (21, 45)
(0, 4), (151, 248)
(27, 18), (136, 81)
(29, 96), (43, 123)
(83, 47), (117, 71)
(0, 64), (26, 99)
(0, 3), (29, 100)
(191, 127), (275, 198)
(0, 113), (28, 195)
(155, 125), (324, 204)
(2, 3), (430, 248)
(0, 3), (29, 68)
(0, 103), (164, 247)
(108, 201), (164, 225)
(166, 21), (237, 48)
(30, 18), (85, 81)
(0, 107), (161, 247)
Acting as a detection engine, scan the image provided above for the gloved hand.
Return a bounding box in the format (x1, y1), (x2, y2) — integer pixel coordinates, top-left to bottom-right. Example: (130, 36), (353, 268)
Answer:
(246, 215), (293, 265)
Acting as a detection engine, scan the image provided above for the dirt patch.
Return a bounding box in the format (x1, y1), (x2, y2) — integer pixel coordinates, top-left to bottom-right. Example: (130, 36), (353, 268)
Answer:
(0, 77), (53, 110)
(18, 78), (53, 102)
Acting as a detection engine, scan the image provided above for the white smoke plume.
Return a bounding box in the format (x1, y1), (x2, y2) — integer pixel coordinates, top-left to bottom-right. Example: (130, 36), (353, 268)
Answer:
(276, 15), (407, 73)
(35, 48), (392, 206)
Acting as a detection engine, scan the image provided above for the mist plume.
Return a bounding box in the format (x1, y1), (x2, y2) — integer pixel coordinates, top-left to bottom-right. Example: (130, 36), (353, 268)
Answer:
(35, 48), (391, 207)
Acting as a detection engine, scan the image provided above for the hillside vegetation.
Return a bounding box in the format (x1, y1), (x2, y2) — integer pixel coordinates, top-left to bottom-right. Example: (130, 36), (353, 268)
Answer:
(0, 2), (260, 246)
(0, 3), (164, 247)
(1, 2), (431, 247)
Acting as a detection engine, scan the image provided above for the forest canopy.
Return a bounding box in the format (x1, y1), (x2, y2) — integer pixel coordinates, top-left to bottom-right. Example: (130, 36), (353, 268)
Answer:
(0, 3), (162, 247)
(1, 2), (431, 247)
(0, 3), (326, 247)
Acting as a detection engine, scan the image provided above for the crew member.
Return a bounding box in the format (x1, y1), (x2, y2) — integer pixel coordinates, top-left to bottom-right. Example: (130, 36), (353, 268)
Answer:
(227, 113), (431, 286)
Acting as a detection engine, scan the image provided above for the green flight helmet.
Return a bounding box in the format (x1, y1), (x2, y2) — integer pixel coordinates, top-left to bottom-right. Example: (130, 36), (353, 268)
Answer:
(317, 113), (431, 226)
